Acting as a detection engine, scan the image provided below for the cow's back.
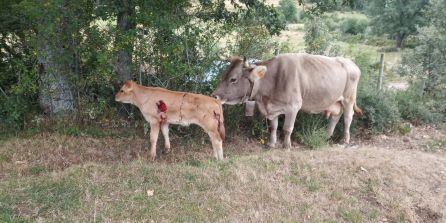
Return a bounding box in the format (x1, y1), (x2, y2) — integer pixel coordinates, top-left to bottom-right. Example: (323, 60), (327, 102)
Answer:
(264, 53), (359, 113)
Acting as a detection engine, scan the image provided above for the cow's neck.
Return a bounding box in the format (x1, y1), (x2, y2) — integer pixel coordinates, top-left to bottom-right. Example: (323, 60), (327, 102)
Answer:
(132, 85), (153, 109)
(253, 75), (274, 101)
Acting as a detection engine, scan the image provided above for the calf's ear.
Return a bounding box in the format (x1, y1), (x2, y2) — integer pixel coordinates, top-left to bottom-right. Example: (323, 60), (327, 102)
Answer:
(249, 66), (267, 81)
(123, 80), (134, 91)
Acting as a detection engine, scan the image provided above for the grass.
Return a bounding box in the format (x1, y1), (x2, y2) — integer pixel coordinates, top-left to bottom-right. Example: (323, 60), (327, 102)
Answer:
(425, 138), (446, 152)
(1, 132), (446, 222)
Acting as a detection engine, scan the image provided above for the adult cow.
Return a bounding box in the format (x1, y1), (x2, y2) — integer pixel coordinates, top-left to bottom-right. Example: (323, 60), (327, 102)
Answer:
(212, 53), (362, 148)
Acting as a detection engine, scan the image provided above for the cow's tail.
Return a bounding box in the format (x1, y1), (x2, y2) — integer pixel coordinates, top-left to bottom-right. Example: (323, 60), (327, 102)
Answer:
(218, 103), (225, 140)
(353, 102), (363, 117)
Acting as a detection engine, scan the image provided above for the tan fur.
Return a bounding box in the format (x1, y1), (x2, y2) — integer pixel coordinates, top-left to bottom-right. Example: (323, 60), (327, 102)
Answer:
(115, 81), (225, 160)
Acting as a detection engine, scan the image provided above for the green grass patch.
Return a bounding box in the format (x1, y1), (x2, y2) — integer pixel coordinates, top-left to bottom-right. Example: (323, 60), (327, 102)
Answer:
(28, 165), (47, 175)
(425, 139), (446, 152)
(339, 208), (363, 223)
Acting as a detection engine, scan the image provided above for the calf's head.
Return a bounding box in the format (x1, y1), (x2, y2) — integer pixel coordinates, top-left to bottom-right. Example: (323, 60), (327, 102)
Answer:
(212, 57), (267, 105)
(115, 80), (136, 104)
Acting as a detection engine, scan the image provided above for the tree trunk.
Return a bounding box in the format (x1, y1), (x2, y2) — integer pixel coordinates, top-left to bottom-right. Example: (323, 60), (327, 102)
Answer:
(115, 0), (136, 83)
(395, 33), (405, 51)
(115, 0), (136, 117)
(38, 1), (74, 115)
(38, 42), (74, 115)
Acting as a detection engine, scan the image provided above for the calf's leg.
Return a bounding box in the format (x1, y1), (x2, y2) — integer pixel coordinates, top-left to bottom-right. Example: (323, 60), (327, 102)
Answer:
(202, 121), (224, 160)
(149, 122), (160, 161)
(161, 123), (171, 154)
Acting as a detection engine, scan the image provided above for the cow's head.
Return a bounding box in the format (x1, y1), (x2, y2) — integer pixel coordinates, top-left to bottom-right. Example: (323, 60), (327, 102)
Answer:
(212, 57), (267, 105)
(115, 80), (136, 104)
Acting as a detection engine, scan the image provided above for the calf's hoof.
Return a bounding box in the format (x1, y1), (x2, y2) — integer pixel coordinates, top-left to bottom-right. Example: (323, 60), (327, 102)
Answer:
(162, 148), (171, 155)
(150, 152), (157, 161)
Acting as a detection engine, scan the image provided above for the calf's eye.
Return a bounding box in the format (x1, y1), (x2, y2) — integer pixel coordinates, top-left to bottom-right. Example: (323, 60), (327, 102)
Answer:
(230, 78), (237, 83)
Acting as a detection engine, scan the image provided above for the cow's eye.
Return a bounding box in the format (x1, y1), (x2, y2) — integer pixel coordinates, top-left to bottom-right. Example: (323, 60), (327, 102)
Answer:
(120, 90), (124, 93)
(230, 78), (237, 83)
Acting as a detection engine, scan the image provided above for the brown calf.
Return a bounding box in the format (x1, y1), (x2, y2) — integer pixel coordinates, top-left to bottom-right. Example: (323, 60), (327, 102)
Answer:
(115, 81), (225, 160)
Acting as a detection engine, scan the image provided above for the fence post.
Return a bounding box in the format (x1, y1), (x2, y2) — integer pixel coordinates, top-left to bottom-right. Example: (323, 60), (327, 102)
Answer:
(378, 53), (384, 90)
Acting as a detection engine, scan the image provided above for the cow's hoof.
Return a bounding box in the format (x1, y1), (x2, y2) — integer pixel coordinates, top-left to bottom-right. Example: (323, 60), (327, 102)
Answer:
(344, 143), (359, 149)
(283, 142), (292, 150)
(162, 148), (171, 155)
(266, 143), (276, 148)
(150, 153), (157, 161)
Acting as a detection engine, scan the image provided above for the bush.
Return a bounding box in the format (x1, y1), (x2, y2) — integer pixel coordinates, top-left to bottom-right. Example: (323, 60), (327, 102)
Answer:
(395, 83), (444, 124)
(340, 17), (368, 35)
(304, 18), (330, 55)
(0, 97), (30, 130)
(278, 0), (299, 23)
(356, 89), (401, 134)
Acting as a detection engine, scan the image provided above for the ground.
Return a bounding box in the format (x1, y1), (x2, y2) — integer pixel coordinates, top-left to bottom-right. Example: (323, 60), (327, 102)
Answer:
(1, 124), (445, 222)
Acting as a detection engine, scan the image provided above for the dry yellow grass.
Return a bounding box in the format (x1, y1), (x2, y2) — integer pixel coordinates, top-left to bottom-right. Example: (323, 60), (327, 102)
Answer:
(1, 125), (445, 222)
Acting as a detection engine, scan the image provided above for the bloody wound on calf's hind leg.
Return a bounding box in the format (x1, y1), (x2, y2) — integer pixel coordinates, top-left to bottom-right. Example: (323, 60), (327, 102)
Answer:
(157, 100), (168, 123)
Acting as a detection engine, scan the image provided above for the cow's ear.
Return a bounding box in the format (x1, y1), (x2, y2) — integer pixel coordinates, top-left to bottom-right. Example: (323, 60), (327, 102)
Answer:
(250, 66), (267, 80)
(123, 80), (134, 90)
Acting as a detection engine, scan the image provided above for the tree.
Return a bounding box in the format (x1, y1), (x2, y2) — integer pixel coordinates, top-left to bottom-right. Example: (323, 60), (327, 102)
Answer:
(397, 0), (446, 97)
(115, 0), (136, 84)
(366, 0), (430, 50)
(0, 0), (285, 130)
(278, 0), (298, 23)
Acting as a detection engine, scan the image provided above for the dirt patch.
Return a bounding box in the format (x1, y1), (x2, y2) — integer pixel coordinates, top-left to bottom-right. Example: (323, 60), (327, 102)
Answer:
(416, 206), (443, 223)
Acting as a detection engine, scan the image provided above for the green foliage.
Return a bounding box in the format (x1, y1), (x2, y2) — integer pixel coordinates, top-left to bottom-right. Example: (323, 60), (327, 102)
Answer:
(0, 0), (285, 132)
(294, 114), (329, 149)
(366, 0), (430, 48)
(0, 97), (30, 130)
(340, 16), (369, 35)
(398, 123), (412, 135)
(395, 83), (444, 124)
(278, 0), (299, 23)
(357, 89), (401, 134)
(396, 0), (446, 98)
(393, 0), (446, 124)
(304, 18), (330, 55)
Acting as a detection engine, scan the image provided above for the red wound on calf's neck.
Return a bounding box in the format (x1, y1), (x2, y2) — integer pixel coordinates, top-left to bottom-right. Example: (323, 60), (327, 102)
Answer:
(157, 100), (167, 113)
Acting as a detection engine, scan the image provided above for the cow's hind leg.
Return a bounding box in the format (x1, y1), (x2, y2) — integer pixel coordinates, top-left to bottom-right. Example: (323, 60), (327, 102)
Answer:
(327, 113), (342, 138)
(267, 116), (279, 148)
(283, 111), (298, 149)
(343, 101), (355, 144)
(161, 123), (171, 154)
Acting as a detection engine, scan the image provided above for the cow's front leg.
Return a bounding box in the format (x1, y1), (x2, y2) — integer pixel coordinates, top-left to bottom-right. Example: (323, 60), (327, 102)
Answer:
(283, 111), (298, 149)
(161, 123), (171, 154)
(149, 122), (160, 161)
(267, 116), (278, 148)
